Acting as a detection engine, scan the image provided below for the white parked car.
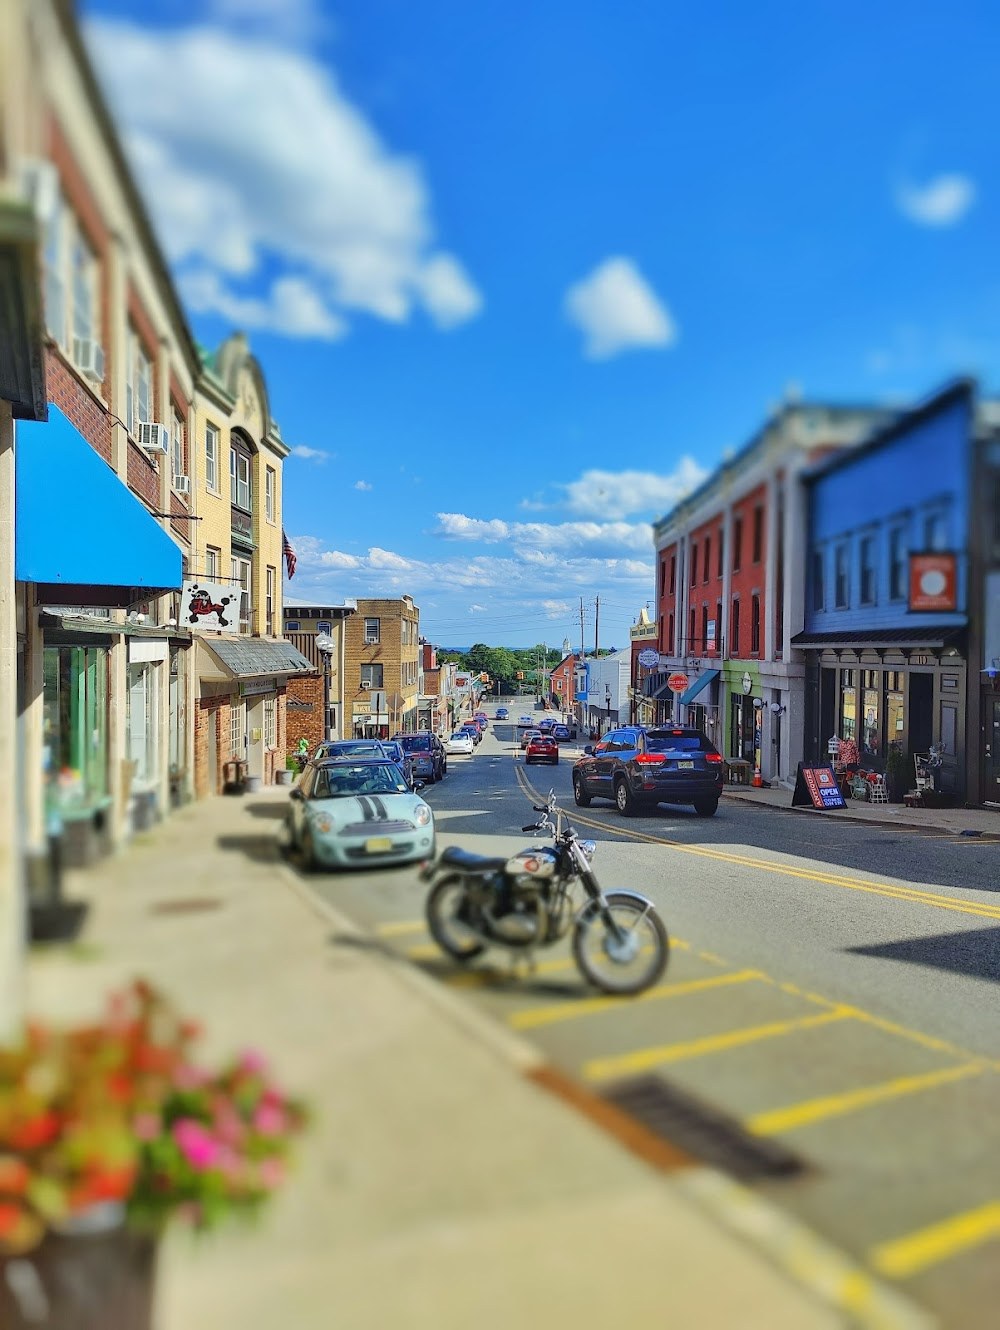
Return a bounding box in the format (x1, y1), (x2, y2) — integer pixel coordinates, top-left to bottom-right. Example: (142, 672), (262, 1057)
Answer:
(445, 731), (475, 755)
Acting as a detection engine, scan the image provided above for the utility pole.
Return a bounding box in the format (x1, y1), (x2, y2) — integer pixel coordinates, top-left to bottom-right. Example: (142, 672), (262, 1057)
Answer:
(594, 594), (599, 659)
(579, 597), (586, 733)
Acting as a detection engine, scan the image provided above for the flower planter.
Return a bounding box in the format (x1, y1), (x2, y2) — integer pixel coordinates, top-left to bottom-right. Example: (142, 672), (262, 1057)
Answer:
(0, 1209), (157, 1330)
(275, 769), (294, 787)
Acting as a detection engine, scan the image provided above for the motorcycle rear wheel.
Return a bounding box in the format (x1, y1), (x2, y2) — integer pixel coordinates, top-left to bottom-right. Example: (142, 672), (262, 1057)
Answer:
(425, 875), (487, 962)
(573, 892), (669, 995)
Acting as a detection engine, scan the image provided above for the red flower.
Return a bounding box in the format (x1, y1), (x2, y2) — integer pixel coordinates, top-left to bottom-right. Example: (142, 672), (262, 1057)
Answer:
(0, 1158), (30, 1196)
(9, 1112), (60, 1151)
(0, 1201), (23, 1237)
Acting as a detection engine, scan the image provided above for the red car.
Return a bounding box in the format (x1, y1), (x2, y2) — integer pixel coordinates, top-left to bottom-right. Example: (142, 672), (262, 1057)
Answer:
(525, 735), (559, 766)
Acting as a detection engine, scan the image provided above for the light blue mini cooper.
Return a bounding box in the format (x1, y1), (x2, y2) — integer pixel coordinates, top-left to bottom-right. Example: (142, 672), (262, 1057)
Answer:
(285, 759), (435, 871)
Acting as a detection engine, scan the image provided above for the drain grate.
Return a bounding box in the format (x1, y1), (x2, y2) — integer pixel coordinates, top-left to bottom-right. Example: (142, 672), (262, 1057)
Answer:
(150, 898), (222, 916)
(603, 1074), (808, 1182)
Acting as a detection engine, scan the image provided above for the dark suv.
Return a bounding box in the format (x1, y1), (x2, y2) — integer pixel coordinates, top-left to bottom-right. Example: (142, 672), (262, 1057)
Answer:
(572, 726), (723, 817)
(393, 732), (447, 782)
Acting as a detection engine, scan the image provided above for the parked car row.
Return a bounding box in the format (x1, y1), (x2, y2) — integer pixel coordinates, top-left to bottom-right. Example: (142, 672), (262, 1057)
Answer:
(572, 726), (724, 817)
(446, 710), (490, 756)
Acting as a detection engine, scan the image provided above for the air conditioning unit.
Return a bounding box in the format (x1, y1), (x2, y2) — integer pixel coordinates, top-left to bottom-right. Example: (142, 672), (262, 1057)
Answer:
(172, 474), (191, 496)
(72, 337), (105, 383)
(137, 422), (169, 455)
(18, 158), (59, 223)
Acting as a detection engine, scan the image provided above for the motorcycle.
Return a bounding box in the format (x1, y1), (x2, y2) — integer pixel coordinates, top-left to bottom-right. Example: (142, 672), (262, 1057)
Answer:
(419, 791), (669, 995)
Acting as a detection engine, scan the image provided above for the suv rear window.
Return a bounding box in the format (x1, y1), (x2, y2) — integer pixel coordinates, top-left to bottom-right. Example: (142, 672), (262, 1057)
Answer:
(399, 735), (432, 751)
(645, 731), (710, 753)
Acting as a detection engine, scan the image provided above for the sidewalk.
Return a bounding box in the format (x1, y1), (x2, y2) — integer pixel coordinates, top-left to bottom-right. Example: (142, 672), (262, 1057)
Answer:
(25, 788), (853, 1330)
(723, 782), (1000, 838)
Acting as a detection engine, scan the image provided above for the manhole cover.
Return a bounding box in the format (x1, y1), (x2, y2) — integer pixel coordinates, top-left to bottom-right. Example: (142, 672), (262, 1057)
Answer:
(603, 1075), (808, 1182)
(150, 898), (222, 915)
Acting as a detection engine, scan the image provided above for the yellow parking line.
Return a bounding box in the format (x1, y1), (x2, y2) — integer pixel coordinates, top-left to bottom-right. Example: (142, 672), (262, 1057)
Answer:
(748, 1062), (986, 1137)
(870, 1201), (1000, 1279)
(376, 920), (426, 937)
(406, 943), (443, 960)
(583, 1008), (851, 1082)
(509, 969), (763, 1031)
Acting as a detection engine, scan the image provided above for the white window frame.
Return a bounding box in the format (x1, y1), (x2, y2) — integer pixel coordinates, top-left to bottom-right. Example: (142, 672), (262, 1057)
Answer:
(127, 330), (152, 437)
(364, 617), (380, 644)
(205, 545), (221, 580)
(263, 696), (277, 749)
(230, 699), (245, 759)
(205, 423), (220, 493)
(171, 411), (185, 483)
(361, 663), (384, 689)
(231, 555), (252, 634)
(265, 466), (276, 523)
(230, 446), (251, 511)
(266, 566), (276, 636)
(71, 224), (98, 356)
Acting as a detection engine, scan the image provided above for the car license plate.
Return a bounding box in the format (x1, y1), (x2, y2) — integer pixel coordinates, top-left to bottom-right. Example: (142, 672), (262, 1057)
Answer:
(365, 837), (392, 853)
(677, 760), (695, 769)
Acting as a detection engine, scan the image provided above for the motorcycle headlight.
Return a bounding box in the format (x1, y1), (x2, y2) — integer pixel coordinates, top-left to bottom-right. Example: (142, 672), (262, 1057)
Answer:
(313, 814), (334, 833)
(580, 839), (597, 862)
(414, 804), (432, 826)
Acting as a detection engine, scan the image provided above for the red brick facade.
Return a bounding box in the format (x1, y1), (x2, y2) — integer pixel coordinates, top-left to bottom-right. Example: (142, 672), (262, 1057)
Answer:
(127, 438), (160, 508)
(728, 482), (768, 661)
(44, 347), (113, 463)
(549, 653), (579, 706)
(194, 690), (288, 796)
(284, 674), (324, 757)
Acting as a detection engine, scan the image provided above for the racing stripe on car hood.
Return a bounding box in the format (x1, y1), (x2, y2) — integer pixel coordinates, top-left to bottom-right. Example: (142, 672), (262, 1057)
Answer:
(355, 796), (376, 821)
(370, 795), (388, 819)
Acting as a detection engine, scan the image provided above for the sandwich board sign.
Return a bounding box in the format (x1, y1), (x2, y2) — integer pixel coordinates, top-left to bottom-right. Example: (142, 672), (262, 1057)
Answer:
(792, 763), (847, 811)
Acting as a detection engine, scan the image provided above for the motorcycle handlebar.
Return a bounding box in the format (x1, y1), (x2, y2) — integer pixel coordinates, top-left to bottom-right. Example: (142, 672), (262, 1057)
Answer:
(522, 824), (540, 832)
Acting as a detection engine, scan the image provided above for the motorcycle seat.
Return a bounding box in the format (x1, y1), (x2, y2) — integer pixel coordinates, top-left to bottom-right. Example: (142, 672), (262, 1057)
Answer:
(438, 847), (509, 873)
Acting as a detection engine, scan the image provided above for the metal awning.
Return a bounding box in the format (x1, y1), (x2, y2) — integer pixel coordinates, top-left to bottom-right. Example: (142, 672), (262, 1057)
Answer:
(790, 627), (964, 650)
(678, 669), (719, 706)
(197, 637), (314, 681)
(16, 405), (181, 605)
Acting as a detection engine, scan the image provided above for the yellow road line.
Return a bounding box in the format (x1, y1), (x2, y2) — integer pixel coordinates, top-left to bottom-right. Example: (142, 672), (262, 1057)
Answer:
(583, 1008), (851, 1082)
(516, 769), (1000, 923)
(406, 942), (443, 960)
(870, 1201), (1000, 1280)
(509, 968), (763, 1031)
(748, 1062), (986, 1137)
(376, 919), (426, 937)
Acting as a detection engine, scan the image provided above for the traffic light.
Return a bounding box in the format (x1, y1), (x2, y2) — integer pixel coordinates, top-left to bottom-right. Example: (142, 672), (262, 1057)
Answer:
(517, 671), (524, 679)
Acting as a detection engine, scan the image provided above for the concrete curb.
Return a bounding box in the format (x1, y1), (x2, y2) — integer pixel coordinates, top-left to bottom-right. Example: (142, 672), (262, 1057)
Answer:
(721, 789), (1000, 840)
(279, 858), (932, 1330)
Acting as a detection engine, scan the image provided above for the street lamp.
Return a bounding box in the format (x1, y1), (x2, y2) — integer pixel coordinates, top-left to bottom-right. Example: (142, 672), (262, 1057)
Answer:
(605, 683), (612, 735)
(315, 634), (335, 742)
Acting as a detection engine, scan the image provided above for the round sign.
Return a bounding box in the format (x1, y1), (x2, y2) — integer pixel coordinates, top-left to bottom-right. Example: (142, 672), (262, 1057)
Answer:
(742, 671), (753, 695)
(638, 648), (659, 668)
(667, 673), (689, 694)
(919, 568), (947, 597)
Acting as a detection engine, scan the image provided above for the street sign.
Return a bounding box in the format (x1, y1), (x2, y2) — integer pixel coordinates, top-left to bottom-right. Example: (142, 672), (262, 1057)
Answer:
(667, 673), (689, 694)
(637, 648), (659, 668)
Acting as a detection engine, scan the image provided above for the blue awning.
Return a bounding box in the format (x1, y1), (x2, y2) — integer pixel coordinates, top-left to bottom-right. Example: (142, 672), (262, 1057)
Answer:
(678, 669), (719, 706)
(16, 405), (182, 606)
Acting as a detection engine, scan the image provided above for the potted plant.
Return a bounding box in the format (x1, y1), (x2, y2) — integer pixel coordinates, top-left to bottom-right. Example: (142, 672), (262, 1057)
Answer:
(885, 743), (907, 803)
(0, 981), (307, 1329)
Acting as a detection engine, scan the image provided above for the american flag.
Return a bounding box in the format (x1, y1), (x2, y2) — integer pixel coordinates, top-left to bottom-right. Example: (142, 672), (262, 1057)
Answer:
(282, 530), (297, 580)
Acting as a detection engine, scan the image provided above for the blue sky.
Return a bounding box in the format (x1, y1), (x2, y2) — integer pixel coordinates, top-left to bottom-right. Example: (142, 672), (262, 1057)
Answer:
(84, 0), (999, 646)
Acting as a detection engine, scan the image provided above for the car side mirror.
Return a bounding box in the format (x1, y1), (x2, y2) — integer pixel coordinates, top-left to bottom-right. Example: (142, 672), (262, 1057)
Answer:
(289, 787), (303, 800)
(584, 745), (594, 755)
(413, 780), (426, 793)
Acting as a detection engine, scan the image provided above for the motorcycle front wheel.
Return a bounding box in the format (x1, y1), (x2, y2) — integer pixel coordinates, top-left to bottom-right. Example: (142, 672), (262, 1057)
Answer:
(425, 875), (487, 962)
(573, 892), (669, 995)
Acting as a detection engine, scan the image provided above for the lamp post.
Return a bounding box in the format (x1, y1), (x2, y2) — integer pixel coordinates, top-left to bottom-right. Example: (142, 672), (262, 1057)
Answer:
(605, 683), (612, 735)
(315, 634), (335, 742)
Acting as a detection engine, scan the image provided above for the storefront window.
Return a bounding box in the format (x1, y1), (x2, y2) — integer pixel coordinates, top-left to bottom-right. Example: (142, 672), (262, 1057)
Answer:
(43, 646), (109, 816)
(840, 669), (857, 742)
(862, 670), (880, 762)
(885, 675), (904, 752)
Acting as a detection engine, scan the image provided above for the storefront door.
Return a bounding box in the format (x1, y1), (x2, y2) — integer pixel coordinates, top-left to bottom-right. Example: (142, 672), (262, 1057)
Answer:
(984, 698), (1000, 803)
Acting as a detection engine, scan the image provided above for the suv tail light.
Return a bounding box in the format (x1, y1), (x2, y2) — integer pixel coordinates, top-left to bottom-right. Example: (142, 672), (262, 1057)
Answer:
(705, 753), (723, 765)
(635, 754), (666, 765)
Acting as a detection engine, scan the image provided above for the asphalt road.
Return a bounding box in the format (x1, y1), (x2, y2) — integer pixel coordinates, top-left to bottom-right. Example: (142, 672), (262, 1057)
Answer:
(302, 706), (1000, 1328)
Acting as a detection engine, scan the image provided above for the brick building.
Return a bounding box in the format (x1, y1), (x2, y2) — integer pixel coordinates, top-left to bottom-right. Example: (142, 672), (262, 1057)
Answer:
(549, 653), (580, 713)
(281, 601), (357, 754)
(649, 400), (888, 782)
(344, 597), (421, 737)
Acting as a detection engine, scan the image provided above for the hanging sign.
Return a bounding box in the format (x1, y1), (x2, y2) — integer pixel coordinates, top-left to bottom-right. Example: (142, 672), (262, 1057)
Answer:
(182, 579), (237, 631)
(742, 671), (753, 695)
(667, 673), (689, 694)
(909, 553), (957, 612)
(637, 648), (659, 668)
(706, 620), (716, 649)
(792, 763), (847, 810)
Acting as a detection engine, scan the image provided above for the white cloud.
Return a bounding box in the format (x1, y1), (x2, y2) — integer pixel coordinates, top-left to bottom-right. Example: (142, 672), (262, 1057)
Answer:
(205, 0), (330, 44)
(435, 512), (652, 556)
(563, 461), (707, 518)
(542, 600), (572, 619)
(895, 174), (976, 227)
(289, 444), (330, 461)
(469, 603), (487, 613)
(564, 257), (677, 359)
(367, 547), (412, 570)
(354, 480), (372, 491)
(84, 21), (483, 340)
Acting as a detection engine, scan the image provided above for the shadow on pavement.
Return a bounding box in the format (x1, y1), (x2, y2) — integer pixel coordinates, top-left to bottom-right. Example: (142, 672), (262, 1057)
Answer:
(846, 926), (1000, 983)
(242, 801), (290, 820)
(216, 833), (281, 863)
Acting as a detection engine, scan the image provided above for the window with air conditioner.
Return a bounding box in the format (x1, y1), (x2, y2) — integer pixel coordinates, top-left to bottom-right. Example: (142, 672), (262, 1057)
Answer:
(364, 617), (380, 644)
(71, 229), (102, 381)
(127, 331), (152, 437)
(361, 664), (384, 689)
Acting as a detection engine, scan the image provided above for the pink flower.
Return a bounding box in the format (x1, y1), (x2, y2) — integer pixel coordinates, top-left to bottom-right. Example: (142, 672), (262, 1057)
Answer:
(253, 1103), (287, 1137)
(258, 1157), (285, 1190)
(213, 1105), (245, 1146)
(173, 1118), (220, 1171)
(173, 1062), (210, 1091)
(133, 1113), (161, 1142)
(214, 1146), (242, 1180)
(238, 1050), (268, 1077)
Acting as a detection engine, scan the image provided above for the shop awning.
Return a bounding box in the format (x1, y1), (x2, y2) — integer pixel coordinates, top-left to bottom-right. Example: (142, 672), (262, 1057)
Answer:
(790, 627), (964, 650)
(15, 405), (181, 605)
(678, 669), (719, 706)
(198, 637), (314, 680)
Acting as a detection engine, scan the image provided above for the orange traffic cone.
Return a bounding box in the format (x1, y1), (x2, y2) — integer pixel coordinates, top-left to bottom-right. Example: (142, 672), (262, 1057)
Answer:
(752, 765), (763, 787)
